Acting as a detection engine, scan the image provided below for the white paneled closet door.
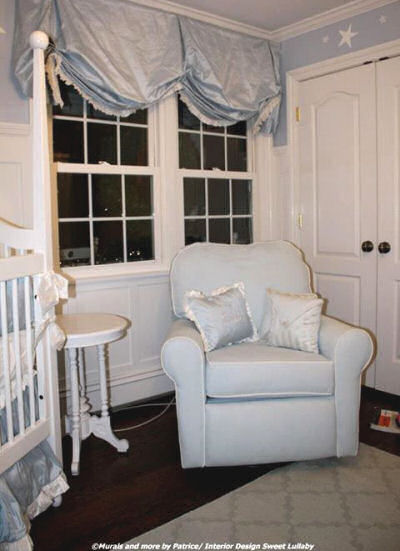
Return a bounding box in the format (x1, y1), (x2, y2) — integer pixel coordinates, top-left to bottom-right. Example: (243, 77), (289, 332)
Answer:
(376, 57), (400, 395)
(297, 63), (378, 387)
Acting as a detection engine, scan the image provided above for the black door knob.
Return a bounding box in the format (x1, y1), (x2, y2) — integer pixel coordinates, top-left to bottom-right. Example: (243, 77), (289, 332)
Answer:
(361, 240), (374, 252)
(378, 241), (391, 254)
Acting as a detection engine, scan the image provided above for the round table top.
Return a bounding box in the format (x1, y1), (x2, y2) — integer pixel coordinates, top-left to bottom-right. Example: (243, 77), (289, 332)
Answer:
(56, 313), (129, 349)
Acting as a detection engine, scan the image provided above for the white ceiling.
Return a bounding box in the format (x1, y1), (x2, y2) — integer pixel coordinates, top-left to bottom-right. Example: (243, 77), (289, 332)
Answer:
(169, 0), (357, 31)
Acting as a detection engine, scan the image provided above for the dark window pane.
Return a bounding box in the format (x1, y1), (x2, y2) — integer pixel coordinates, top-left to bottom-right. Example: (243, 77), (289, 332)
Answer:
(87, 104), (116, 121)
(203, 123), (224, 134)
(121, 109), (148, 124)
(92, 175), (122, 217)
(179, 133), (200, 169)
(233, 218), (252, 244)
(203, 135), (225, 170)
(93, 221), (123, 264)
(208, 179), (229, 215)
(58, 174), (88, 218)
(126, 220), (154, 262)
(59, 222), (90, 267)
(53, 120), (84, 163)
(227, 120), (247, 136)
(227, 137), (247, 171)
(125, 175), (152, 217)
(232, 180), (252, 215)
(120, 126), (148, 166)
(184, 178), (205, 216)
(209, 219), (230, 244)
(178, 99), (200, 130)
(53, 82), (83, 117)
(88, 123), (117, 164)
(185, 219), (206, 245)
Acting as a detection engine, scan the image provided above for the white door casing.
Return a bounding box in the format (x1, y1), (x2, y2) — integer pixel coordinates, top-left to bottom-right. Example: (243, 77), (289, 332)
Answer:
(376, 56), (400, 395)
(296, 63), (377, 387)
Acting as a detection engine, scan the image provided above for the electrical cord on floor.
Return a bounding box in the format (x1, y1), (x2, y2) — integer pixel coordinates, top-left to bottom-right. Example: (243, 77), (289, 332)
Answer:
(113, 396), (176, 432)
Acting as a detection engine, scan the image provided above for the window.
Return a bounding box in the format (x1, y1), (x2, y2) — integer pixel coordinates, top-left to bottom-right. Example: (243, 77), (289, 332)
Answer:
(52, 89), (260, 273)
(178, 99), (253, 246)
(53, 83), (155, 267)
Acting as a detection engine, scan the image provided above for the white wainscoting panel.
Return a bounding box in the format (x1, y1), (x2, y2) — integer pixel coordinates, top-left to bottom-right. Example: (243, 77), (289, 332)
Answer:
(60, 272), (174, 415)
(0, 121), (32, 227)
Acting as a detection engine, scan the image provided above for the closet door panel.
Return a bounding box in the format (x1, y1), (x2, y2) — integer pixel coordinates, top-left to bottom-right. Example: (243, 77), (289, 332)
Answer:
(297, 64), (377, 387)
(376, 57), (400, 395)
(314, 93), (359, 257)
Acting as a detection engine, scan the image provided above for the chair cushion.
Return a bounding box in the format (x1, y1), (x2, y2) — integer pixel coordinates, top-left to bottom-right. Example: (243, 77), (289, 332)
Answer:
(206, 341), (334, 399)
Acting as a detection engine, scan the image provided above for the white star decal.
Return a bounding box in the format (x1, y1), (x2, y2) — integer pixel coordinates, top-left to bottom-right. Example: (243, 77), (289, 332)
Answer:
(338, 24), (358, 48)
(379, 15), (387, 24)
(322, 35), (329, 43)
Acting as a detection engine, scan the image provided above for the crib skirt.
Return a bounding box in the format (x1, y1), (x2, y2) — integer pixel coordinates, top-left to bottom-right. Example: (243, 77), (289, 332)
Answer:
(0, 390), (69, 550)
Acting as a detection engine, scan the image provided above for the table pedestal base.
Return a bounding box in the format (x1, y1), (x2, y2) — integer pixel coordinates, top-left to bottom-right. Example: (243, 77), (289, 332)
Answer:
(65, 341), (130, 476)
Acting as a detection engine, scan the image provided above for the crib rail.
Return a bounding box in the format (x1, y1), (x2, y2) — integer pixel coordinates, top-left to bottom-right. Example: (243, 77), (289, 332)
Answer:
(0, 222), (36, 253)
(0, 253), (44, 282)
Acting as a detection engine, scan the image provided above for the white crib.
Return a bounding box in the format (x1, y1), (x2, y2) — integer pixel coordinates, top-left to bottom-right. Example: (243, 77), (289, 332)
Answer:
(0, 30), (62, 474)
(0, 32), (66, 550)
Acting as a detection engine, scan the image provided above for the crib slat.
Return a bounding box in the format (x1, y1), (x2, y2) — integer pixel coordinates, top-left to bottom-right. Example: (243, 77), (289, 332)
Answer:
(33, 276), (47, 421)
(12, 278), (25, 436)
(1, 281), (14, 444)
(24, 275), (35, 427)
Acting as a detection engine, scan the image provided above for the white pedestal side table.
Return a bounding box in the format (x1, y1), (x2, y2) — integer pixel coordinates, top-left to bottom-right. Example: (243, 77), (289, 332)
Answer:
(57, 313), (130, 476)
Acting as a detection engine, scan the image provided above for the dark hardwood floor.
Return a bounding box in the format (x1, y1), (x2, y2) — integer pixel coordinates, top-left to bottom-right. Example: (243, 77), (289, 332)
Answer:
(30, 386), (400, 551)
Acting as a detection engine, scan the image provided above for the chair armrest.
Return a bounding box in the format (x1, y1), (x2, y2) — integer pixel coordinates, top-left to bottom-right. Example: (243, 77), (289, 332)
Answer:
(161, 318), (206, 468)
(319, 314), (374, 457)
(161, 318), (205, 384)
(319, 314), (374, 375)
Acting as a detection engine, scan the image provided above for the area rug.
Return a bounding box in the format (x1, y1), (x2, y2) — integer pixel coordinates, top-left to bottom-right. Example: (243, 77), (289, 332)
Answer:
(128, 444), (400, 551)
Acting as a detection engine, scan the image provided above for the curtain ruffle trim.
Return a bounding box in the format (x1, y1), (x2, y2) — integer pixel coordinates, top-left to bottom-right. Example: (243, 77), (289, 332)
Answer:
(0, 534), (33, 551)
(179, 92), (280, 134)
(46, 52), (126, 116)
(46, 51), (279, 134)
(46, 52), (182, 118)
(252, 95), (281, 135)
(26, 472), (69, 519)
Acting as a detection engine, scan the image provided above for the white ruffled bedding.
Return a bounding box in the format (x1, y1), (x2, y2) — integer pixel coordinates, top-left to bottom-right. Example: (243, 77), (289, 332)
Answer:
(0, 331), (35, 410)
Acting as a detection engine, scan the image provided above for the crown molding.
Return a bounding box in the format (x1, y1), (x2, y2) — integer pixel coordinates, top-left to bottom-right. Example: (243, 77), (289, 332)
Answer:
(128, 0), (398, 42)
(271, 0), (399, 41)
(129, 0), (272, 39)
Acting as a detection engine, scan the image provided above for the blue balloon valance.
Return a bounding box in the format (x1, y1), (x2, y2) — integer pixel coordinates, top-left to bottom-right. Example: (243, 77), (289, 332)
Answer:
(13, 0), (281, 134)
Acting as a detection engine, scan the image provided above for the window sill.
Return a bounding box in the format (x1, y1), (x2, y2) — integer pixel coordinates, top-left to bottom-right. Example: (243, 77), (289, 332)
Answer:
(60, 263), (170, 285)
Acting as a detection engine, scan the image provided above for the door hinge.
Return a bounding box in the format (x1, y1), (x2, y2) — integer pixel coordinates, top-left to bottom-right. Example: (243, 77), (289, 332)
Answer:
(297, 213), (303, 229)
(295, 106), (301, 122)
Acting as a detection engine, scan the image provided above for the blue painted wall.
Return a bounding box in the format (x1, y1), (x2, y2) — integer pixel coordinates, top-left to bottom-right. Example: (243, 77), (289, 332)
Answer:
(0, 0), (29, 124)
(275, 1), (400, 146)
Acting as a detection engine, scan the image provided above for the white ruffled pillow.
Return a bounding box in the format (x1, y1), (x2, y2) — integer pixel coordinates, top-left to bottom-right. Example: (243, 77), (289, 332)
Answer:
(262, 288), (323, 353)
(184, 282), (258, 352)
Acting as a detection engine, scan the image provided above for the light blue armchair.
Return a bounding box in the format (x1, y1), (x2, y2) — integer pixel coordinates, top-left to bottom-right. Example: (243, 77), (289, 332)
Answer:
(161, 241), (373, 468)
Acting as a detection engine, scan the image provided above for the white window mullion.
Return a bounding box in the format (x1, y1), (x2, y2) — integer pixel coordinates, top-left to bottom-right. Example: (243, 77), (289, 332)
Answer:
(83, 100), (88, 164)
(121, 174), (127, 263)
(229, 178), (233, 243)
(88, 174), (94, 266)
(205, 177), (209, 241)
(200, 124), (204, 170)
(224, 128), (228, 172)
(117, 117), (121, 166)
